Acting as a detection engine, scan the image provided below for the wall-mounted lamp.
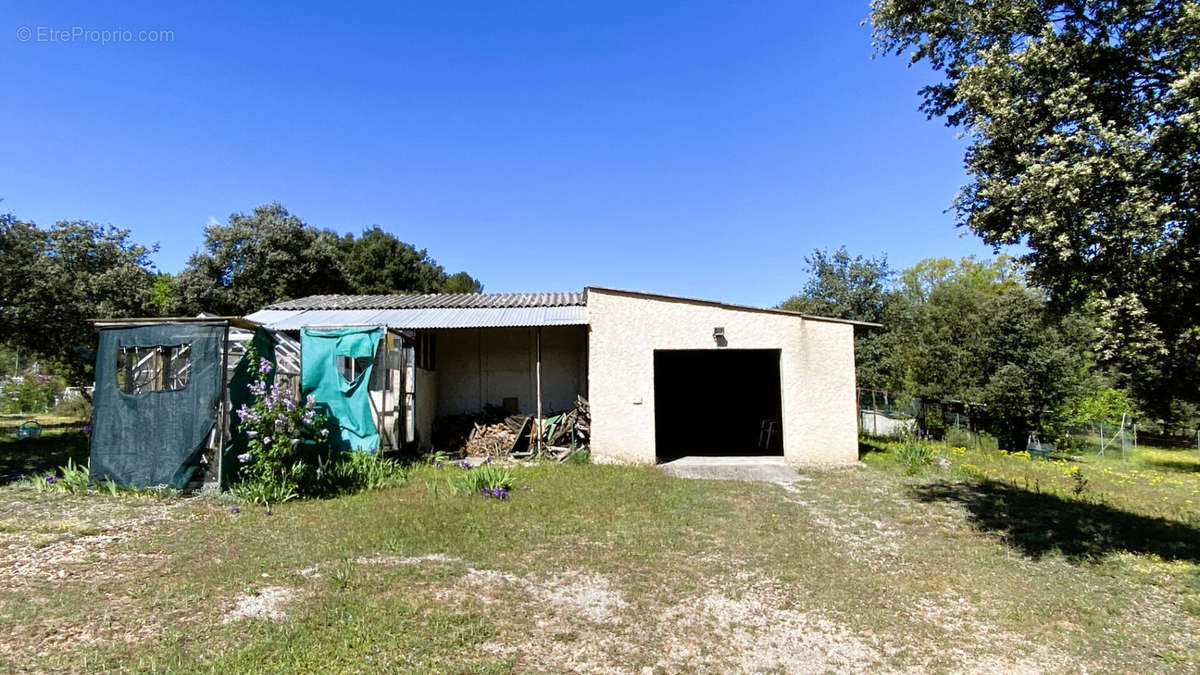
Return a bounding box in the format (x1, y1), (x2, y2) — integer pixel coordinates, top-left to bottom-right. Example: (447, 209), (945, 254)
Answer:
(713, 326), (727, 347)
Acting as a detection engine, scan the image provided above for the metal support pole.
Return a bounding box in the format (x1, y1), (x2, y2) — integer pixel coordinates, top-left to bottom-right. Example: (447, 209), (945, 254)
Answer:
(536, 327), (543, 456)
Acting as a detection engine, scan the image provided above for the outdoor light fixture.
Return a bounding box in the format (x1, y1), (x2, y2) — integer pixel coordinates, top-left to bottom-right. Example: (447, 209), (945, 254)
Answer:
(713, 326), (725, 342)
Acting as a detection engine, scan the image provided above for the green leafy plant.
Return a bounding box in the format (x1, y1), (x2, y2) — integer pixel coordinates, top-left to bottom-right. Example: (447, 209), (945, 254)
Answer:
(447, 461), (513, 498)
(896, 441), (934, 475)
(318, 451), (408, 494)
(230, 343), (408, 505)
(231, 345), (332, 503)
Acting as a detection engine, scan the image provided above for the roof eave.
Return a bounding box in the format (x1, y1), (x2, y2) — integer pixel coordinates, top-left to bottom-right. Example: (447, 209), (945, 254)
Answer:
(582, 286), (882, 328)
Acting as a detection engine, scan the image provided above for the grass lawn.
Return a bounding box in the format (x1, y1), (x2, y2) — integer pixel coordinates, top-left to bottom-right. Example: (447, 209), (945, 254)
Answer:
(1, 436), (1198, 673)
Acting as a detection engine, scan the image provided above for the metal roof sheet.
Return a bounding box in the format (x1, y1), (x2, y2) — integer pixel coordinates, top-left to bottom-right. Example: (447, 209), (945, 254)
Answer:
(264, 292), (584, 311)
(244, 305), (588, 330)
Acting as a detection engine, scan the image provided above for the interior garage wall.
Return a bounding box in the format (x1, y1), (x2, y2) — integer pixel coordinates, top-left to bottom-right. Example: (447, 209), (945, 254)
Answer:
(586, 289), (858, 466)
(432, 326), (587, 417)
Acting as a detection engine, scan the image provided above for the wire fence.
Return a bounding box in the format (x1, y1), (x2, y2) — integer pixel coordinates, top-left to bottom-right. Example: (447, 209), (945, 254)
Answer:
(857, 388), (1200, 456)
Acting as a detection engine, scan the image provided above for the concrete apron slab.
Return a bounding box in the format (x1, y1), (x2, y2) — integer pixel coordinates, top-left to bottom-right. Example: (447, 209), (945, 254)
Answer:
(657, 456), (802, 483)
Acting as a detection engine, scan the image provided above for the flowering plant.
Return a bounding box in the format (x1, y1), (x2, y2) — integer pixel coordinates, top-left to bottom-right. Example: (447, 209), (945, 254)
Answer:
(232, 344), (332, 502)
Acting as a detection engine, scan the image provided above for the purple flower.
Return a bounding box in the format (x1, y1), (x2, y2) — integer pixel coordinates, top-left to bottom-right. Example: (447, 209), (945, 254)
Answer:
(491, 488), (509, 500)
(45, 475), (56, 484)
(245, 430), (258, 438)
(481, 488), (491, 498)
(436, 462), (443, 470)
(458, 460), (471, 470)
(231, 507), (240, 514)
(265, 509), (273, 516)
(249, 380), (266, 396)
(484, 456), (493, 464)
(237, 452), (251, 463)
(258, 357), (273, 375)
(320, 428), (329, 438)
(263, 436), (272, 445)
(82, 424), (92, 434)
(301, 411), (315, 425)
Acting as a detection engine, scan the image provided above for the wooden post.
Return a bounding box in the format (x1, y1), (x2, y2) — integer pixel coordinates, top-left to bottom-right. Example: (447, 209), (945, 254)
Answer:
(536, 327), (543, 456)
(215, 324), (231, 490)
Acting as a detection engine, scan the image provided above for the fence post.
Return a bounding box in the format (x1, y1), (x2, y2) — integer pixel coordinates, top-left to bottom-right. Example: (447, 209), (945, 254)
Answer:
(871, 389), (878, 435)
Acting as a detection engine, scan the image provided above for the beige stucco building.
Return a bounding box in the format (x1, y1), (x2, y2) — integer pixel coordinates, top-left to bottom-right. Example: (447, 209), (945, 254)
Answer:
(247, 287), (866, 466)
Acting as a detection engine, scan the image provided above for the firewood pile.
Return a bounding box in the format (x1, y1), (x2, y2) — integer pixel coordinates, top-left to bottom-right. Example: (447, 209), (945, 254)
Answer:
(433, 405), (528, 457)
(433, 397), (591, 459)
(541, 396), (591, 459)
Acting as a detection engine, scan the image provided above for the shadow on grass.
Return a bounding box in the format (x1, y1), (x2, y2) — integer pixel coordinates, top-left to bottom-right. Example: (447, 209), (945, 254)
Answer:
(0, 429), (89, 485)
(911, 479), (1200, 563)
(1144, 459), (1200, 474)
(858, 438), (890, 459)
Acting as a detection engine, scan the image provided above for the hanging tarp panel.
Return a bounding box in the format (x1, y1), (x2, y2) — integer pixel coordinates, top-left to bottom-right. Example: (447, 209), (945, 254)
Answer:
(91, 324), (225, 488)
(301, 327), (383, 452)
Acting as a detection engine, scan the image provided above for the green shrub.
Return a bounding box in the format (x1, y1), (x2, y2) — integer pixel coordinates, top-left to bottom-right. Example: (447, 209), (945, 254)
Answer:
(51, 396), (92, 420)
(972, 431), (999, 452)
(2, 374), (65, 414)
(230, 345), (333, 502)
(944, 427), (972, 448)
(896, 441), (935, 475)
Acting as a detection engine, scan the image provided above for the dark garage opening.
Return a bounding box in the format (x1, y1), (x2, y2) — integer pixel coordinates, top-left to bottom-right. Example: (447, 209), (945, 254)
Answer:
(654, 349), (783, 462)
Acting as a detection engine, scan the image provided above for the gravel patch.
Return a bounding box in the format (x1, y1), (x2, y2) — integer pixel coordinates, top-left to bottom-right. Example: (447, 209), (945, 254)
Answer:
(222, 586), (301, 623)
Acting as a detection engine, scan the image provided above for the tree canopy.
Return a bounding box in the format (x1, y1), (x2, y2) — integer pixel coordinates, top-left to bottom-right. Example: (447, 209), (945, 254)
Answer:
(1, 204), (484, 385)
(337, 226), (482, 296)
(172, 203), (349, 316)
(783, 249), (1095, 446)
(0, 215), (157, 382)
(173, 203), (483, 316)
(870, 0), (1200, 419)
(174, 201), (482, 314)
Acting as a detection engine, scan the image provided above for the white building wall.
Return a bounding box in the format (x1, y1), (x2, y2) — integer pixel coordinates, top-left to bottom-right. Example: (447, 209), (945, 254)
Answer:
(585, 288), (859, 466)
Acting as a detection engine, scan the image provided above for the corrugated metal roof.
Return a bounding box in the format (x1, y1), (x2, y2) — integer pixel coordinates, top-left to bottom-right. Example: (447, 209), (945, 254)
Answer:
(264, 292), (584, 311)
(244, 305), (588, 330)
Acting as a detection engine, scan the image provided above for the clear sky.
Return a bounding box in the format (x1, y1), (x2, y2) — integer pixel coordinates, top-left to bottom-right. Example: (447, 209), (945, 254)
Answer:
(2, 1), (999, 308)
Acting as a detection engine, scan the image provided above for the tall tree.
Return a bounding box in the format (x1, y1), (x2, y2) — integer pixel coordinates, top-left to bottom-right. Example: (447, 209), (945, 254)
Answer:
(337, 227), (482, 295)
(0, 215), (157, 382)
(779, 247), (894, 389)
(439, 271), (484, 293)
(779, 247), (891, 322)
(173, 203), (348, 316)
(871, 0), (1200, 420)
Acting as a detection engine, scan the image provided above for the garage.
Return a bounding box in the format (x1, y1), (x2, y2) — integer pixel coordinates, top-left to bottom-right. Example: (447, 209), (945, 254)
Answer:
(653, 349), (783, 462)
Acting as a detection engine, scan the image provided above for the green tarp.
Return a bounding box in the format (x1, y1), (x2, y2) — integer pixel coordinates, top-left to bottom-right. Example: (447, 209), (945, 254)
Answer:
(90, 324), (224, 489)
(301, 327), (383, 452)
(222, 327), (277, 488)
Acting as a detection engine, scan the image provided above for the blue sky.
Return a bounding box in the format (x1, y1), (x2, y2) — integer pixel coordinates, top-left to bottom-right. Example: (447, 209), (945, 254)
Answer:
(2, 1), (998, 307)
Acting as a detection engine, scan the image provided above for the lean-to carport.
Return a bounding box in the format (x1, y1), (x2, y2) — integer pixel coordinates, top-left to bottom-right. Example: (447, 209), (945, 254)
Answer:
(245, 293), (589, 454)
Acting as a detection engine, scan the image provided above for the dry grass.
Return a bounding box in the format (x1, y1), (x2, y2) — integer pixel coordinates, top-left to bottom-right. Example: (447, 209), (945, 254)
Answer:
(0, 446), (1197, 673)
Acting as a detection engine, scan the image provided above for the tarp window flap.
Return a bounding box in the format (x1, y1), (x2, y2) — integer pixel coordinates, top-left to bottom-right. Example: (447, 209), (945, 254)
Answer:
(302, 327), (384, 452)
